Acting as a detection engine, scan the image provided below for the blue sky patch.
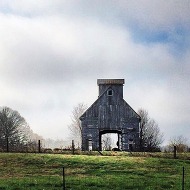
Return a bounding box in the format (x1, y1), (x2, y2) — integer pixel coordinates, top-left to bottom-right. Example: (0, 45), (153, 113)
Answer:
(128, 23), (189, 55)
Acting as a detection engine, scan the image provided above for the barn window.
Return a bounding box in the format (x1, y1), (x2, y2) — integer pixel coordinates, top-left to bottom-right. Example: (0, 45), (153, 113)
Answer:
(107, 89), (113, 96)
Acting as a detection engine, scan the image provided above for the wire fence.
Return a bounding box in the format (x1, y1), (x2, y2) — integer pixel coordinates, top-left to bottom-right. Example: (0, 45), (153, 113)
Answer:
(1, 149), (190, 189)
(64, 166), (190, 190)
(1, 165), (190, 190)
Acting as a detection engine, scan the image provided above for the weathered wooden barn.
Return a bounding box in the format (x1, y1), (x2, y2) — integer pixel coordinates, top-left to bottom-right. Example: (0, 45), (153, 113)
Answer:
(80, 79), (141, 151)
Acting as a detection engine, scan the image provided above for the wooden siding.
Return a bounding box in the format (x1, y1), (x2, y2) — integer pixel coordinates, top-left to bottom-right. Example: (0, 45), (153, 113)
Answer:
(80, 79), (140, 151)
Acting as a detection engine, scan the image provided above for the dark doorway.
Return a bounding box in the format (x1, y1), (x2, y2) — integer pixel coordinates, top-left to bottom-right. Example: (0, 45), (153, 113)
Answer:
(129, 144), (133, 151)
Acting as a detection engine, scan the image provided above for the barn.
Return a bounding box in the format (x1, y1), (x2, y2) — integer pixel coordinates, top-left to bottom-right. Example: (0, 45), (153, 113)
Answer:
(80, 79), (141, 151)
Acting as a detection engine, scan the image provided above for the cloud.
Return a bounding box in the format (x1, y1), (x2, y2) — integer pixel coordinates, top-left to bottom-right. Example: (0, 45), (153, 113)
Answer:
(0, 1), (190, 143)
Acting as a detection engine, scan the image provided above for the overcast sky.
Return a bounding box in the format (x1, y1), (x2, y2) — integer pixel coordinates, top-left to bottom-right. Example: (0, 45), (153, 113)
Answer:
(0, 0), (190, 145)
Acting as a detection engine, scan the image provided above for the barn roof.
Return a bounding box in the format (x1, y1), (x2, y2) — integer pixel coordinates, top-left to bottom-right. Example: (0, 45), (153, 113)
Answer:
(79, 84), (140, 121)
(97, 79), (124, 85)
(79, 85), (112, 120)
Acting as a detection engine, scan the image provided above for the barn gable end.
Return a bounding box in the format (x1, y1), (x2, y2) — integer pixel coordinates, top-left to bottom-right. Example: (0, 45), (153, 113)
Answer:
(80, 79), (140, 151)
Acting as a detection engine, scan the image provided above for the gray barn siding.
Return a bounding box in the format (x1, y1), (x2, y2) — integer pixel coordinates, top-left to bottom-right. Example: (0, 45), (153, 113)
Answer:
(80, 79), (140, 151)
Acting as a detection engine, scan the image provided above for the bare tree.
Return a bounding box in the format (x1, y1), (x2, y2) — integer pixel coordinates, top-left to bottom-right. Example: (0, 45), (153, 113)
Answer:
(22, 125), (43, 142)
(144, 119), (164, 151)
(43, 138), (70, 149)
(168, 135), (189, 152)
(0, 107), (29, 152)
(138, 108), (164, 152)
(138, 109), (149, 151)
(21, 126), (44, 152)
(68, 103), (87, 148)
(102, 134), (112, 151)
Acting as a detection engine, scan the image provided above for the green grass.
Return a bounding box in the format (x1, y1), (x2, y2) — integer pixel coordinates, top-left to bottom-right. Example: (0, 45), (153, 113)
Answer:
(0, 152), (190, 189)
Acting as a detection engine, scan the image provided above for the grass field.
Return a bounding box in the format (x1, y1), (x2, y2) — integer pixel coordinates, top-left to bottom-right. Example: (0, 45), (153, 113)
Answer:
(0, 152), (190, 189)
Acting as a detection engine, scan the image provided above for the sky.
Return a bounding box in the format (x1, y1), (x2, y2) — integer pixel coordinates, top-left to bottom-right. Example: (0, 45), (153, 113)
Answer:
(0, 0), (190, 145)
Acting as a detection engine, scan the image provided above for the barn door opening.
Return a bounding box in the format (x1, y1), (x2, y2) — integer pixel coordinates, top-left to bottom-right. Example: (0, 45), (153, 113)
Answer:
(101, 133), (117, 150)
(128, 139), (134, 151)
(88, 139), (92, 151)
(99, 130), (122, 151)
(86, 139), (92, 151)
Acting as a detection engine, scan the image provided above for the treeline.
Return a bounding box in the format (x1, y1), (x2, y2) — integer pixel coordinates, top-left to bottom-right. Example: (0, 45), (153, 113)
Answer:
(43, 138), (71, 149)
(0, 106), (43, 152)
(1, 105), (189, 153)
(0, 106), (73, 153)
(162, 135), (190, 153)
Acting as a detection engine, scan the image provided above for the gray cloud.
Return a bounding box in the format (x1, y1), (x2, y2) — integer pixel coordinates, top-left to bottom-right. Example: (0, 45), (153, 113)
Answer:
(0, 1), (190, 143)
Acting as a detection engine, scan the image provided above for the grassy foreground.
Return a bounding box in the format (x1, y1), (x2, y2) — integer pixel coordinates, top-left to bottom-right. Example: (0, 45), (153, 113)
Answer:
(0, 152), (190, 189)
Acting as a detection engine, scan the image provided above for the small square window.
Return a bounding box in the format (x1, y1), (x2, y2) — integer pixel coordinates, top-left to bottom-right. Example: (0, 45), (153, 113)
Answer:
(107, 89), (113, 96)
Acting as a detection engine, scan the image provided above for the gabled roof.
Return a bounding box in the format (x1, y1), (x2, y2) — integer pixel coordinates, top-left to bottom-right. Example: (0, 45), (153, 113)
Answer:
(79, 85), (140, 121)
(122, 99), (141, 120)
(79, 85), (112, 120)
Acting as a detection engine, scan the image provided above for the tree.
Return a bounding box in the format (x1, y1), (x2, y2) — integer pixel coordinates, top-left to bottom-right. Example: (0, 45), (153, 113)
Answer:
(0, 107), (29, 152)
(138, 109), (149, 151)
(21, 125), (44, 152)
(102, 134), (112, 151)
(138, 108), (164, 152)
(68, 103), (87, 148)
(168, 135), (189, 152)
(43, 138), (70, 149)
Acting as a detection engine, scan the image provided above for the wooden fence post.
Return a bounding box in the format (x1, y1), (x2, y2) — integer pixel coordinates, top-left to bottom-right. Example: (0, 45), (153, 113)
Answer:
(38, 140), (41, 153)
(174, 146), (177, 159)
(63, 167), (66, 190)
(182, 166), (185, 190)
(72, 140), (75, 155)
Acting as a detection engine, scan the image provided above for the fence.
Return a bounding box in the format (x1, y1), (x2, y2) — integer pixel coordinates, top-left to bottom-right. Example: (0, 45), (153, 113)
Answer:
(0, 140), (76, 155)
(1, 151), (190, 190)
(1, 166), (190, 190)
(64, 166), (190, 190)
